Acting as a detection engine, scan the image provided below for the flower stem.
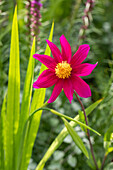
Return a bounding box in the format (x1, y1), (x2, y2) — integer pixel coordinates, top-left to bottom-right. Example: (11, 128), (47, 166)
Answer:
(100, 154), (107, 170)
(74, 92), (99, 170)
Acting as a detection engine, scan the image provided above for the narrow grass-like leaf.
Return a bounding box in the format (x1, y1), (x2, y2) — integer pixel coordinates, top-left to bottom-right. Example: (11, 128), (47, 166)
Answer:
(19, 22), (54, 170)
(6, 6), (20, 170)
(16, 38), (35, 170)
(62, 118), (89, 158)
(50, 109), (100, 136)
(16, 0), (24, 27)
(27, 107), (100, 136)
(17, 37), (35, 143)
(104, 124), (113, 142)
(84, 98), (103, 116)
(36, 99), (102, 169)
(0, 94), (7, 170)
(104, 124), (113, 155)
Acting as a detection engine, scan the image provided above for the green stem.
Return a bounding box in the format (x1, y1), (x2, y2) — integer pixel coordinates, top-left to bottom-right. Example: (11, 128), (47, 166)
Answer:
(28, 100), (48, 120)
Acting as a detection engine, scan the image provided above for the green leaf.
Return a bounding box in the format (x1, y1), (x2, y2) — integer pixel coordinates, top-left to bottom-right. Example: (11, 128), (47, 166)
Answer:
(78, 109), (85, 132)
(107, 147), (113, 153)
(78, 109), (85, 123)
(6, 6), (20, 170)
(62, 118), (89, 158)
(104, 124), (113, 154)
(50, 109), (101, 136)
(39, 21), (54, 75)
(84, 98), (103, 117)
(36, 98), (102, 169)
(0, 93), (7, 170)
(19, 22), (54, 170)
(104, 124), (113, 142)
(16, 0), (24, 27)
(86, 152), (95, 169)
(28, 107), (100, 136)
(17, 37), (35, 143)
(16, 37), (35, 170)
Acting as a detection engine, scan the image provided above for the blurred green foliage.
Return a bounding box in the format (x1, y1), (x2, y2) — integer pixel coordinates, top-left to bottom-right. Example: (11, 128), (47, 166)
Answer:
(0, 0), (113, 169)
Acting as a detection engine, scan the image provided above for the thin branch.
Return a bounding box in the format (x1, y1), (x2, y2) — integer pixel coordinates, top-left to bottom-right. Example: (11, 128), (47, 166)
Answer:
(100, 154), (107, 170)
(74, 92), (99, 170)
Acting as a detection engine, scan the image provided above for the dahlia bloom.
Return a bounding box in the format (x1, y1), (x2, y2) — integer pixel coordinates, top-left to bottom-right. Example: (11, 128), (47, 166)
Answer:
(33, 35), (97, 103)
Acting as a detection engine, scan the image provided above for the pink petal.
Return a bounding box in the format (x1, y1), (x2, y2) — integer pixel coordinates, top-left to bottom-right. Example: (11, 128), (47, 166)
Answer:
(70, 44), (90, 68)
(72, 62), (98, 76)
(33, 82), (40, 89)
(48, 79), (63, 103)
(60, 35), (72, 62)
(33, 54), (56, 70)
(71, 75), (91, 98)
(46, 39), (62, 63)
(63, 79), (74, 103)
(33, 69), (58, 88)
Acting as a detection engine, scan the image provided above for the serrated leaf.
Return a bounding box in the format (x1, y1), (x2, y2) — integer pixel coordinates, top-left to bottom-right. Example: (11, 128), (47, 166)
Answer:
(19, 22), (54, 170)
(62, 118), (89, 158)
(6, 6), (20, 170)
(36, 98), (102, 169)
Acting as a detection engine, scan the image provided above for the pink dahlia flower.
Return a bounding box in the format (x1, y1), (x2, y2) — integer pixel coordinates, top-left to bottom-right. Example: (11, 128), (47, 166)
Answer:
(33, 35), (97, 103)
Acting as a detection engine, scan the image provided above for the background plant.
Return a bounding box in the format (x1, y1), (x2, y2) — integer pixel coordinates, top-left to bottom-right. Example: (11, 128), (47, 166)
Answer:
(0, 0), (113, 169)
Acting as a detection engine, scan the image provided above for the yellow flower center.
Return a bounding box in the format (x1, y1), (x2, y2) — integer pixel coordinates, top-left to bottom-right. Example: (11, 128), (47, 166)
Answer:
(55, 61), (72, 79)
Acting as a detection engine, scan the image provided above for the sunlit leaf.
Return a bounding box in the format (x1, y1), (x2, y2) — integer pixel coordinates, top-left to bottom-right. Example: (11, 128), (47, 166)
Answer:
(6, 6), (20, 170)
(104, 124), (113, 155)
(19, 22), (54, 170)
(0, 93), (7, 170)
(16, 37), (35, 170)
(104, 124), (113, 142)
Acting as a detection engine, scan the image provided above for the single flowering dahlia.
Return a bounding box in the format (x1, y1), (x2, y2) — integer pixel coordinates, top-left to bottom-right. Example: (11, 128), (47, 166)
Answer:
(33, 35), (97, 103)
